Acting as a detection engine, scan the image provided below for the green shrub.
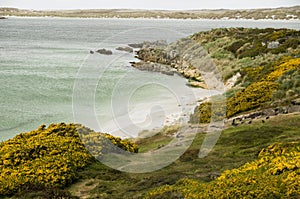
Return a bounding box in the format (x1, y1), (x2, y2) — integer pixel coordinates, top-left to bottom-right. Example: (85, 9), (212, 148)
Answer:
(225, 40), (246, 55)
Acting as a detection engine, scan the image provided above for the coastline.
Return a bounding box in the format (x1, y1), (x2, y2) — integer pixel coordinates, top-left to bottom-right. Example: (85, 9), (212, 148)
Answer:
(131, 27), (300, 133)
(128, 38), (224, 137)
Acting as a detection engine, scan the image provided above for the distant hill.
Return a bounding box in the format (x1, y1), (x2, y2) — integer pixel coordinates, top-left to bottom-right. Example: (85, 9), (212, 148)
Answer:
(0, 6), (299, 20)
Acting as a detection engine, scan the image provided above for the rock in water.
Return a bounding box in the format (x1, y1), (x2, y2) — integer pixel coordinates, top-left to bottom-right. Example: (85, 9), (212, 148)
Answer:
(128, 43), (143, 48)
(96, 48), (113, 55)
(116, 46), (133, 53)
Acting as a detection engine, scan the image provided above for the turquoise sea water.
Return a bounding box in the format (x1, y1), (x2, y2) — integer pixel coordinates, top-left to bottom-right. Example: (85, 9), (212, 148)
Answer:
(0, 17), (299, 140)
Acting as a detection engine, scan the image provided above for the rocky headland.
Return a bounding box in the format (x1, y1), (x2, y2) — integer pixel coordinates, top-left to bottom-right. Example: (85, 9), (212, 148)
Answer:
(130, 38), (217, 89)
(131, 28), (300, 125)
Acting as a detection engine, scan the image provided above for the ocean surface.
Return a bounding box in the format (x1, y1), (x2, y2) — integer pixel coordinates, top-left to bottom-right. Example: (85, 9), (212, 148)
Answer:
(0, 17), (299, 140)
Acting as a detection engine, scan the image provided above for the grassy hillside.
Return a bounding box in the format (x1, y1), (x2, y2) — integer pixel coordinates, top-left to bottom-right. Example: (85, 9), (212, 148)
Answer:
(188, 28), (300, 122)
(190, 56), (300, 122)
(0, 6), (299, 20)
(132, 28), (300, 121)
(191, 28), (300, 82)
(1, 114), (299, 198)
(146, 141), (300, 198)
(66, 115), (300, 198)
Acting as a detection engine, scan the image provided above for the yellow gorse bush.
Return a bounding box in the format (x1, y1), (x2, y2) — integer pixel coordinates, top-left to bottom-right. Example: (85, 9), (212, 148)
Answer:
(192, 57), (300, 122)
(0, 123), (138, 196)
(0, 123), (92, 196)
(146, 142), (300, 199)
(226, 81), (279, 117)
(227, 57), (300, 117)
(266, 58), (300, 81)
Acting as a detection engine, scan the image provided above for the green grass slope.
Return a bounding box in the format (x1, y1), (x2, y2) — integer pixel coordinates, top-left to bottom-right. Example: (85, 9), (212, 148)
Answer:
(68, 114), (300, 198)
(146, 141), (300, 198)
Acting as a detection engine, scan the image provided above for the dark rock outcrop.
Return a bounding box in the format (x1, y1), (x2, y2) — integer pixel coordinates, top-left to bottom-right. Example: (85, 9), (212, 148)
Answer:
(96, 48), (113, 55)
(228, 102), (300, 126)
(116, 46), (133, 53)
(128, 43), (143, 48)
(129, 40), (167, 49)
(132, 38), (213, 88)
(142, 40), (168, 48)
(291, 98), (300, 105)
(130, 61), (176, 76)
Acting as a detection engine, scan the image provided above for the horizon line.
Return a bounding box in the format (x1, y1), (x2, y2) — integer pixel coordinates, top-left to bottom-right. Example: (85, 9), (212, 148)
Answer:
(0, 5), (299, 12)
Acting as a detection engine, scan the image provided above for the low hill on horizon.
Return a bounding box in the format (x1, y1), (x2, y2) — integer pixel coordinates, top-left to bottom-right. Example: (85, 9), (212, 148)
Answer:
(0, 6), (299, 20)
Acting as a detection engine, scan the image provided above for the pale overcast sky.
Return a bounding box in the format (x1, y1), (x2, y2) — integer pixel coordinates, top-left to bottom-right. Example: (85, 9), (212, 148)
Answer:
(0, 0), (299, 10)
